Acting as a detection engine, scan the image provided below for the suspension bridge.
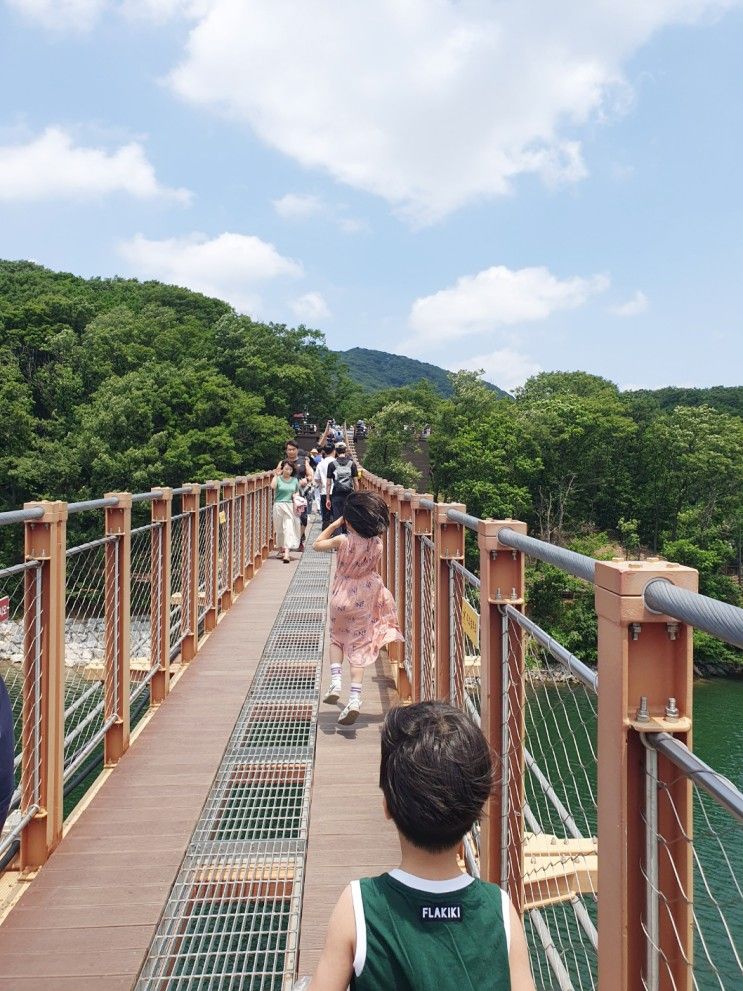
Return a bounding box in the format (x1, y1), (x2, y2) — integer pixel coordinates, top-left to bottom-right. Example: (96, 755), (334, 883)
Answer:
(0, 430), (741, 990)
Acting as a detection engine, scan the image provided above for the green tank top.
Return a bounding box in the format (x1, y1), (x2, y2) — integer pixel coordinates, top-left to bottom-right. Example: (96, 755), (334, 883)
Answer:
(350, 870), (511, 991)
(274, 476), (299, 503)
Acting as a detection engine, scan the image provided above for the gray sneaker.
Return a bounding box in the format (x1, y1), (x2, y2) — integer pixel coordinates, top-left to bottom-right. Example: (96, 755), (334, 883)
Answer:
(337, 698), (361, 725)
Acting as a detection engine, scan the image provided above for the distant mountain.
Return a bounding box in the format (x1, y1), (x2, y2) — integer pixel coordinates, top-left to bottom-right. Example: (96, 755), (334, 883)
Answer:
(336, 347), (510, 398)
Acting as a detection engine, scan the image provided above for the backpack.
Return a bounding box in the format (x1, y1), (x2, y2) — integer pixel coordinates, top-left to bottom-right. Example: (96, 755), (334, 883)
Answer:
(332, 457), (354, 494)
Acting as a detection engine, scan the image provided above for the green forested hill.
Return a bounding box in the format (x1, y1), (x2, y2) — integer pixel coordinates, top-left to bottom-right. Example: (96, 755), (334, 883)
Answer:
(0, 260), (355, 518)
(623, 385), (743, 419)
(336, 346), (510, 398)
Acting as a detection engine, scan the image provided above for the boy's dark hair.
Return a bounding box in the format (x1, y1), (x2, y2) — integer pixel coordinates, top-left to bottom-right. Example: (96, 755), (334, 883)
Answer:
(380, 701), (493, 852)
(285, 440), (298, 450)
(280, 459), (297, 475)
(323, 444), (335, 454)
(343, 491), (389, 538)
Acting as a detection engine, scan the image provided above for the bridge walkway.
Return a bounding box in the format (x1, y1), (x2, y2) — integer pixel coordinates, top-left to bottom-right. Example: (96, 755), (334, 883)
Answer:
(0, 557), (300, 990)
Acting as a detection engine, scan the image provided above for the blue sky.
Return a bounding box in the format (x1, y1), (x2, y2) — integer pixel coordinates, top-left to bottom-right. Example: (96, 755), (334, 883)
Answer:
(0, 0), (741, 392)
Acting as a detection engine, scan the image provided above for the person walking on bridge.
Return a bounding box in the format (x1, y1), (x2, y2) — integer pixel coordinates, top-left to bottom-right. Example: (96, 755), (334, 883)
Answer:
(271, 461), (301, 563)
(278, 439), (313, 551)
(325, 441), (358, 527)
(314, 491), (402, 725)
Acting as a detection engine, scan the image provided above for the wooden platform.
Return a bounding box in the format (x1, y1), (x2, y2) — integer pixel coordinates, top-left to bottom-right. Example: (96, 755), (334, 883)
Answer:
(0, 557), (299, 991)
(297, 645), (400, 977)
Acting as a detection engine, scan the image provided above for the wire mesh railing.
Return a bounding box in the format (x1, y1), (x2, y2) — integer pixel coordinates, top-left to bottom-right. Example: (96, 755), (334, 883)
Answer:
(198, 504), (214, 624)
(403, 522), (413, 683)
(63, 536), (115, 782)
(129, 523), (161, 706)
(0, 474), (275, 875)
(0, 560), (43, 862)
(642, 734), (743, 991)
(170, 512), (189, 657)
(420, 535), (436, 701)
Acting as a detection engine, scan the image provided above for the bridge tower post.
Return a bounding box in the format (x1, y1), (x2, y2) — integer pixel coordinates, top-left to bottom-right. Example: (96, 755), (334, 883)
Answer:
(478, 518), (527, 914)
(246, 476), (257, 579)
(260, 473), (271, 561)
(21, 500), (67, 871)
(204, 482), (220, 631)
(180, 483), (201, 664)
(150, 487), (172, 706)
(104, 492), (132, 767)
(388, 485), (409, 699)
(234, 477), (248, 594)
(221, 479), (236, 612)
(411, 494), (433, 702)
(434, 502), (465, 701)
(595, 560), (697, 991)
(397, 492), (415, 701)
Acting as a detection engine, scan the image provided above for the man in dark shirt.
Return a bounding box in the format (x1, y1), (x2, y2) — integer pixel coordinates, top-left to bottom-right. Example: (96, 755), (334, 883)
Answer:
(325, 442), (359, 526)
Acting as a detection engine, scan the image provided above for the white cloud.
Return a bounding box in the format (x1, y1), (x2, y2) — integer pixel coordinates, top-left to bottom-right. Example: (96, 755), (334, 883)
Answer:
(118, 231), (303, 312)
(455, 348), (542, 394)
(273, 191), (367, 233)
(610, 290), (648, 316)
(273, 193), (323, 220)
(408, 265), (609, 344)
(0, 127), (191, 203)
(165, 0), (741, 223)
(290, 291), (330, 322)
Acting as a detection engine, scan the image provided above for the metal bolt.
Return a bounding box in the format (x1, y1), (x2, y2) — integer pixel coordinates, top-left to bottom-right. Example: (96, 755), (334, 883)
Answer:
(665, 697), (679, 721)
(636, 696), (650, 722)
(496, 586), (502, 599)
(490, 550), (498, 560)
(511, 587), (517, 600)
(630, 622), (642, 641)
(666, 622), (679, 641)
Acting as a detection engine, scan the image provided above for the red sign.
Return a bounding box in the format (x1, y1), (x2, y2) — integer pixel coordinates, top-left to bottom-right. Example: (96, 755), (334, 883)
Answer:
(0, 597), (9, 623)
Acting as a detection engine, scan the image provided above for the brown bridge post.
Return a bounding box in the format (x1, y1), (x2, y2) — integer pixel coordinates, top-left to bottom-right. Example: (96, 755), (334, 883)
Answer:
(595, 560), (697, 991)
(103, 493), (132, 769)
(478, 518), (527, 914)
(21, 500), (67, 871)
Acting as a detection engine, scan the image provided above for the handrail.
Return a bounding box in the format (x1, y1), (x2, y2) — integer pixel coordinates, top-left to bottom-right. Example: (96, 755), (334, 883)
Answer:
(647, 732), (743, 824)
(68, 497), (119, 514)
(0, 507), (45, 526)
(446, 507), (481, 531)
(498, 527), (596, 583)
(644, 578), (743, 650)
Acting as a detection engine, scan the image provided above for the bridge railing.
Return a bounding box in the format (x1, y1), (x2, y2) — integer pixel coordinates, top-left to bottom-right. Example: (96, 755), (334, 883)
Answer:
(357, 467), (742, 991)
(0, 473), (274, 875)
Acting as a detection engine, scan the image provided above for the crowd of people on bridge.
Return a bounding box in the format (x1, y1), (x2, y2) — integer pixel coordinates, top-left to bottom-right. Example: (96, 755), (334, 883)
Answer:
(270, 421), (359, 564)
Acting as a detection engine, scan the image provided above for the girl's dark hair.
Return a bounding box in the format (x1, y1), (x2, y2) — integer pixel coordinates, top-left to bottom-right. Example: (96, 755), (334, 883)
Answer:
(280, 459), (297, 476)
(380, 701), (494, 852)
(343, 491), (389, 538)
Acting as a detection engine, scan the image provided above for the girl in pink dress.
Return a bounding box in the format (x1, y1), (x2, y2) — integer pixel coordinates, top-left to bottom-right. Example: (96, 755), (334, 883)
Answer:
(314, 491), (403, 726)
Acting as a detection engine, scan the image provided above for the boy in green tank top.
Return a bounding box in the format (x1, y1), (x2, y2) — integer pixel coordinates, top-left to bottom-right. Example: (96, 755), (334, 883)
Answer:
(310, 702), (536, 990)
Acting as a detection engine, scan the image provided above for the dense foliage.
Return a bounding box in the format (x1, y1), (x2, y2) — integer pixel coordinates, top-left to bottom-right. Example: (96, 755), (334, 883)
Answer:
(359, 370), (743, 671)
(0, 261), (355, 554)
(337, 346), (509, 398)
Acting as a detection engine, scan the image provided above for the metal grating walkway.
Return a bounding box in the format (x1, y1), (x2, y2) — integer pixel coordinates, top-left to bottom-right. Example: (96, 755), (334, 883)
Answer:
(136, 523), (331, 991)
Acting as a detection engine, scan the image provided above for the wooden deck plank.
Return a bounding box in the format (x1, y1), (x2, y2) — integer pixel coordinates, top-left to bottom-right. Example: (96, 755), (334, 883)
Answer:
(0, 558), (299, 987)
(297, 624), (401, 978)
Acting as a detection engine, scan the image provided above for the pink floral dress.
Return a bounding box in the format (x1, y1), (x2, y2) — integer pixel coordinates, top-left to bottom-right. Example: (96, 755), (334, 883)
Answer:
(329, 531), (404, 667)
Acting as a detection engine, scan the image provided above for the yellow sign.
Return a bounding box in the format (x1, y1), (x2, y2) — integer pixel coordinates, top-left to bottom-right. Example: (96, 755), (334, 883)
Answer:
(219, 510), (227, 525)
(462, 599), (479, 646)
